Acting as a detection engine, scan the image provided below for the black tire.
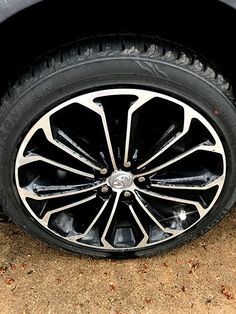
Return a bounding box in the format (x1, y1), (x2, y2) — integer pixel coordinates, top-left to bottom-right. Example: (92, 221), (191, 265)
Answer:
(0, 36), (236, 258)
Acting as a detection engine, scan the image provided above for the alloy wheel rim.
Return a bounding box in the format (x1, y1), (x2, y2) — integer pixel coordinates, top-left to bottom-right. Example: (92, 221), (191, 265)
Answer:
(15, 88), (226, 251)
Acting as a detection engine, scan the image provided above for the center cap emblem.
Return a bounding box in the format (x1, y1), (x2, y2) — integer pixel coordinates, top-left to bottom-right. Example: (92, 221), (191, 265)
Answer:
(109, 171), (133, 189)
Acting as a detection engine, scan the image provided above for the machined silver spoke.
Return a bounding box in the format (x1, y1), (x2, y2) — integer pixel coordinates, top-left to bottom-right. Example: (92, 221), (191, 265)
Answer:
(136, 188), (205, 218)
(151, 175), (224, 190)
(17, 153), (94, 178)
(128, 204), (149, 247)
(137, 106), (194, 170)
(124, 92), (155, 165)
(135, 141), (222, 178)
(57, 128), (104, 169)
(41, 194), (96, 225)
(68, 198), (110, 242)
(37, 116), (101, 171)
(101, 191), (121, 248)
(70, 92), (118, 171)
(20, 180), (104, 200)
(92, 102), (118, 171)
(134, 192), (182, 236)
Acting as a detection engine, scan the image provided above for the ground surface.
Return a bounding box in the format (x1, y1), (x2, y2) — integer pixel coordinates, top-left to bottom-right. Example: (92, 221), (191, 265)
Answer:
(0, 208), (235, 314)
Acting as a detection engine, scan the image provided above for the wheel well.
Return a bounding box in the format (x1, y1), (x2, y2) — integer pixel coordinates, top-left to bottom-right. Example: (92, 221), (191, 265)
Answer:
(0, 0), (235, 96)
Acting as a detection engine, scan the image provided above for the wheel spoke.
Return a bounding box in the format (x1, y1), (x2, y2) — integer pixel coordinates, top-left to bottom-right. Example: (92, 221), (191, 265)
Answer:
(92, 102), (118, 171)
(36, 116), (103, 171)
(128, 204), (149, 247)
(20, 180), (104, 200)
(124, 92), (155, 165)
(68, 198), (110, 241)
(135, 188), (205, 218)
(72, 93), (118, 171)
(134, 192), (182, 236)
(151, 174), (224, 190)
(135, 141), (222, 178)
(101, 191), (121, 248)
(56, 128), (104, 169)
(41, 194), (96, 225)
(17, 153), (94, 178)
(137, 106), (194, 170)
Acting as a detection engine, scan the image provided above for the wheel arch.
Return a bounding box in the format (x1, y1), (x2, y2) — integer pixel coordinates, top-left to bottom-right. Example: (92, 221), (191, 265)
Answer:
(0, 0), (236, 97)
(0, 0), (236, 24)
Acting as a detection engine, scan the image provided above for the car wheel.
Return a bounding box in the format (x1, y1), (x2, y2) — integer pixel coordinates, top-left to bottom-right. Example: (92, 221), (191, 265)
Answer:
(0, 36), (236, 258)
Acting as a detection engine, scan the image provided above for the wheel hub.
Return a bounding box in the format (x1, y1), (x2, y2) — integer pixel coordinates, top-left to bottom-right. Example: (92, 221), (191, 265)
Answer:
(109, 171), (133, 190)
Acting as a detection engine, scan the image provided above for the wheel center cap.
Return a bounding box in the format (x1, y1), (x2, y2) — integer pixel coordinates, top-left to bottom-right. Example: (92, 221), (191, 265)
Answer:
(109, 171), (133, 189)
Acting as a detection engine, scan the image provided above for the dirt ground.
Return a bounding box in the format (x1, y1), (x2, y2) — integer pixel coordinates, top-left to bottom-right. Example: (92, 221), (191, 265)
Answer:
(0, 208), (235, 314)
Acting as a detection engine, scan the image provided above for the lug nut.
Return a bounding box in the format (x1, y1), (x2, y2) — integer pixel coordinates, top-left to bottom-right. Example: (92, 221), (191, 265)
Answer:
(124, 161), (131, 168)
(100, 168), (108, 175)
(123, 191), (131, 198)
(138, 176), (146, 183)
(101, 185), (109, 193)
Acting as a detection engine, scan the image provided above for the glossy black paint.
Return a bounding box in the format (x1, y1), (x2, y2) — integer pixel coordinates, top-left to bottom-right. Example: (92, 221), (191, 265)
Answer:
(0, 0), (235, 24)
(0, 0), (41, 23)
